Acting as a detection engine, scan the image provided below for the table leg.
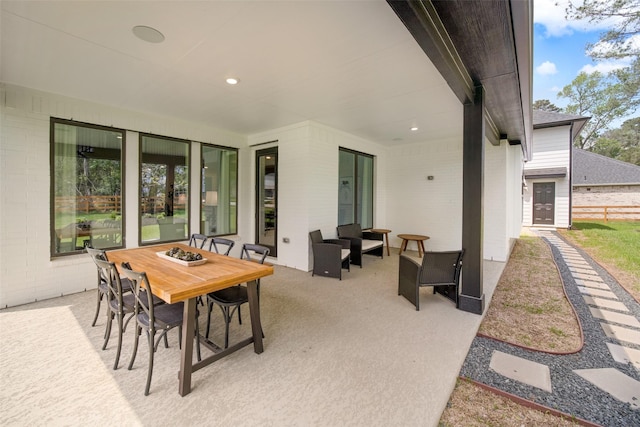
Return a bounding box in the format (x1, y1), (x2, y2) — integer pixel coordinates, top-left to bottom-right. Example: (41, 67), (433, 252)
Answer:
(179, 297), (196, 396)
(399, 239), (407, 254)
(418, 240), (425, 257)
(384, 233), (390, 256)
(247, 280), (264, 354)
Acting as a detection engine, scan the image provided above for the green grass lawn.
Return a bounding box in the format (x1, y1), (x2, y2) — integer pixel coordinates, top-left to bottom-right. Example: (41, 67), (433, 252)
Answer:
(559, 221), (640, 295)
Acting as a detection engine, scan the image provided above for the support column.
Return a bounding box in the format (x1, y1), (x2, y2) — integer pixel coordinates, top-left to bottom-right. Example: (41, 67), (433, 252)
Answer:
(459, 85), (485, 314)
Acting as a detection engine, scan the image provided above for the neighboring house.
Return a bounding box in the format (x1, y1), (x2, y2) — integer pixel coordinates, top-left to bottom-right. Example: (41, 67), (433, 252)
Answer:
(523, 110), (589, 228)
(572, 148), (640, 220)
(0, 1), (532, 314)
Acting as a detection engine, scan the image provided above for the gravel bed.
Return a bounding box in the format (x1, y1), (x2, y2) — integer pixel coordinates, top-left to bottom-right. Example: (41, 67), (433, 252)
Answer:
(459, 231), (640, 427)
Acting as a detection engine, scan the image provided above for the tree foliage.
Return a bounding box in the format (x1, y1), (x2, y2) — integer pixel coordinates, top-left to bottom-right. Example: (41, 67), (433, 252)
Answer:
(558, 69), (640, 149)
(592, 117), (640, 165)
(533, 99), (562, 112)
(566, 0), (640, 60)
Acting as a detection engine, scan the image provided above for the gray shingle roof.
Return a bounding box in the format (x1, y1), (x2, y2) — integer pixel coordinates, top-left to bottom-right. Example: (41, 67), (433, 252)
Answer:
(532, 110), (590, 140)
(533, 110), (587, 126)
(573, 148), (640, 185)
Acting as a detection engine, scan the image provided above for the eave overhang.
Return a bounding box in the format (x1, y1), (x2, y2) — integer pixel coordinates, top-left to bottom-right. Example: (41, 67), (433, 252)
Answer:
(387, 0), (533, 159)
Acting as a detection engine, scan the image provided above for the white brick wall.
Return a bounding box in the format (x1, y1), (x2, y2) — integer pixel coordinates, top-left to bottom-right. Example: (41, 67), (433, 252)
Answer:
(0, 84), (246, 308)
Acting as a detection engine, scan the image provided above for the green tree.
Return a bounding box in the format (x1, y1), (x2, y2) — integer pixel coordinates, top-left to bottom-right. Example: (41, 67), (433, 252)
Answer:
(558, 71), (640, 149)
(566, 0), (640, 60)
(533, 99), (562, 112)
(593, 117), (640, 165)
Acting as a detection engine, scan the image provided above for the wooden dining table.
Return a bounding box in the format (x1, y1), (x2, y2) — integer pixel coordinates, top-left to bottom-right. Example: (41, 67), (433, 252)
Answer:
(107, 242), (274, 396)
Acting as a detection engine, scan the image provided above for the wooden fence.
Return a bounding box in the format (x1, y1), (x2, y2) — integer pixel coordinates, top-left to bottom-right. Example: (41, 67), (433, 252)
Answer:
(572, 205), (640, 222)
(55, 195), (185, 214)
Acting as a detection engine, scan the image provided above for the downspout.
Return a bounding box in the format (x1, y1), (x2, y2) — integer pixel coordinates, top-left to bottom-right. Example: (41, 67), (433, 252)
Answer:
(568, 123), (574, 230)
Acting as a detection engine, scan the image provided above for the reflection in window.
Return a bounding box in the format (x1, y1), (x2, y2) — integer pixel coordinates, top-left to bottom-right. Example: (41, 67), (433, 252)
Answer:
(51, 119), (125, 256)
(338, 148), (374, 229)
(201, 144), (237, 236)
(140, 135), (189, 244)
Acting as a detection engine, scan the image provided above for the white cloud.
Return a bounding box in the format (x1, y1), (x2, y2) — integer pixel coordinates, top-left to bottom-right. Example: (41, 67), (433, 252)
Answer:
(580, 59), (631, 74)
(536, 61), (558, 75)
(534, 0), (618, 37)
(589, 34), (640, 57)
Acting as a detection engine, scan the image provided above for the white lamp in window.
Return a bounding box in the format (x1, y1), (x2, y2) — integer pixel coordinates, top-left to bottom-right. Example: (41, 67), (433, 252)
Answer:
(205, 191), (218, 206)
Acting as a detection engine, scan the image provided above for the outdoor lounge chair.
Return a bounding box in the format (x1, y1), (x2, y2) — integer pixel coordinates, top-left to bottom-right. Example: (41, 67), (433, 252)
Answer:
(309, 229), (351, 280)
(336, 223), (384, 267)
(398, 250), (464, 310)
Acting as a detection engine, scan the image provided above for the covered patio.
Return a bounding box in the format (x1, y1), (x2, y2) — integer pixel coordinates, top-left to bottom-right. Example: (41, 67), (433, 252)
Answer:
(0, 252), (505, 425)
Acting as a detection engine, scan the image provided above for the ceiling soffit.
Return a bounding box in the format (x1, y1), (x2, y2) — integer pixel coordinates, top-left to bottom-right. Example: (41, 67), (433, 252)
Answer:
(388, 0), (531, 152)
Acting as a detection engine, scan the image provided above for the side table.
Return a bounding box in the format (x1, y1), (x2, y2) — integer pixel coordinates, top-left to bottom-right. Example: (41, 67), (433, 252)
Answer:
(370, 228), (391, 256)
(397, 234), (430, 257)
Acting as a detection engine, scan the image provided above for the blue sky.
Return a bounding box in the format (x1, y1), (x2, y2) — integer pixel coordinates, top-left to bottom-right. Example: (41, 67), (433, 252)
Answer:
(533, 0), (634, 110)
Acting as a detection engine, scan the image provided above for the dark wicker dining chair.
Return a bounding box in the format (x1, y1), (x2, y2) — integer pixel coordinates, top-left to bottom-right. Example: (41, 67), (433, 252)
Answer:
(398, 249), (464, 310)
(120, 263), (202, 396)
(205, 243), (269, 348)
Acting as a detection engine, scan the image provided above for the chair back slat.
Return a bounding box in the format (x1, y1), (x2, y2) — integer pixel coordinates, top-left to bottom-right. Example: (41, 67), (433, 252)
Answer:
(241, 243), (270, 264)
(93, 257), (125, 309)
(188, 233), (208, 249)
(209, 237), (235, 256)
(120, 263), (155, 326)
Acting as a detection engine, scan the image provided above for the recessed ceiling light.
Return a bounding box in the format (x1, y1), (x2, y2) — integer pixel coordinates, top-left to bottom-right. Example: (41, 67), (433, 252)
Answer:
(410, 126), (419, 131)
(226, 78), (239, 85)
(132, 25), (165, 43)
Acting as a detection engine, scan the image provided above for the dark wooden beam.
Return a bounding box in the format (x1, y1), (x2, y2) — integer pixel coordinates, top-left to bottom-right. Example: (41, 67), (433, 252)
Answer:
(459, 85), (485, 315)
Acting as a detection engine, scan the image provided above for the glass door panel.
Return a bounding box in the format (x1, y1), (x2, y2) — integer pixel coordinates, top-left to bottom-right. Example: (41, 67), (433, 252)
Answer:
(256, 147), (277, 256)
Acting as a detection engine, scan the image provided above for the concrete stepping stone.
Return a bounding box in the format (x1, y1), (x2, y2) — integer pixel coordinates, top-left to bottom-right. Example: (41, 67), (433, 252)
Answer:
(573, 368), (640, 410)
(607, 343), (640, 371)
(489, 351), (552, 393)
(601, 323), (640, 346)
(575, 279), (610, 290)
(565, 259), (589, 266)
(578, 286), (618, 299)
(590, 307), (640, 328)
(569, 267), (599, 276)
(573, 272), (604, 282)
(583, 296), (629, 312)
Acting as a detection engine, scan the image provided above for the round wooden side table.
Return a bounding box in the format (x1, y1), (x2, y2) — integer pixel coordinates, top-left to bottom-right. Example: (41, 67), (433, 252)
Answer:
(397, 234), (430, 257)
(370, 228), (391, 256)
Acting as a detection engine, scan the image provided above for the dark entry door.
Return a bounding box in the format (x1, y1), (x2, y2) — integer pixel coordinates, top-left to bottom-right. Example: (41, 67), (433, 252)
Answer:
(533, 182), (555, 225)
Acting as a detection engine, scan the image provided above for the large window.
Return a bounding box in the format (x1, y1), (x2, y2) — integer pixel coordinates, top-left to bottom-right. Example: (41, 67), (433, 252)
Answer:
(51, 119), (125, 256)
(140, 134), (190, 244)
(338, 148), (374, 229)
(201, 144), (238, 236)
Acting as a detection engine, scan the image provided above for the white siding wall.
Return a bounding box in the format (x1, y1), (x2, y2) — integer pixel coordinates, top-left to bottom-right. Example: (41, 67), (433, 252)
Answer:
(0, 84), (247, 308)
(483, 141), (523, 261)
(523, 125), (571, 228)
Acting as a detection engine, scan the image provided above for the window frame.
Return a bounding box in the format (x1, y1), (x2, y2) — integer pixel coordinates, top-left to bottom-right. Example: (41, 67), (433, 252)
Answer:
(338, 147), (375, 229)
(200, 142), (239, 237)
(50, 118), (126, 258)
(138, 133), (191, 246)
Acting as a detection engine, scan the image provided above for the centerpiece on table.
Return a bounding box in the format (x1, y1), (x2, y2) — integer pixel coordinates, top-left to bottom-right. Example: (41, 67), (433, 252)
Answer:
(156, 247), (207, 266)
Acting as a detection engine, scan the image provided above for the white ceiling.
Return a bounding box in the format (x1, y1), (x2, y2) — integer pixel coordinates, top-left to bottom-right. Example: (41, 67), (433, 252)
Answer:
(1, 0), (461, 146)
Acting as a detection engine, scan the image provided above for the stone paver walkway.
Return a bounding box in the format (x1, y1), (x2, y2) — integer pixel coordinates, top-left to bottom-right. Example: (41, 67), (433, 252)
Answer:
(459, 230), (640, 426)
